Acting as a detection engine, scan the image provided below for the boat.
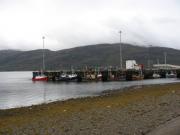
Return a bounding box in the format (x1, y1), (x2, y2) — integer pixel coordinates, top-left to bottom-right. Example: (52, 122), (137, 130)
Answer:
(152, 73), (161, 79)
(32, 74), (48, 81)
(132, 74), (144, 80)
(166, 71), (177, 78)
(68, 74), (78, 80)
(56, 73), (78, 81)
(32, 36), (48, 81)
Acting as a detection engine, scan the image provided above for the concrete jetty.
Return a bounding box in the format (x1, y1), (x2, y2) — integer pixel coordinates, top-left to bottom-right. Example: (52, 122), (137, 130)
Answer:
(32, 68), (180, 82)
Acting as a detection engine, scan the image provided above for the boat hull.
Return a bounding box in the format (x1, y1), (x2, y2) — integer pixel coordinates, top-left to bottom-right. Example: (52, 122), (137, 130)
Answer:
(32, 76), (48, 81)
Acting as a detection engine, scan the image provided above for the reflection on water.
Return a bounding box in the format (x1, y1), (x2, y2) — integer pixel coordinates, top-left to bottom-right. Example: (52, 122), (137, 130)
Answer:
(0, 71), (180, 109)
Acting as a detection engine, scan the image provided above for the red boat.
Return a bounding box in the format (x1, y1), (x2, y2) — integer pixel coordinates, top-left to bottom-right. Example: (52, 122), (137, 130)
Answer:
(32, 36), (48, 81)
(32, 75), (48, 81)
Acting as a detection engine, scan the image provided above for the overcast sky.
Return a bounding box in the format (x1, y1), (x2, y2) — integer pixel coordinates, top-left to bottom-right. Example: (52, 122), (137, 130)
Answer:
(0, 0), (180, 50)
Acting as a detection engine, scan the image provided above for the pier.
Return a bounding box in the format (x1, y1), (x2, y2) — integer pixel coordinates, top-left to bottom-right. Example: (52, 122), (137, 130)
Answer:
(32, 68), (180, 82)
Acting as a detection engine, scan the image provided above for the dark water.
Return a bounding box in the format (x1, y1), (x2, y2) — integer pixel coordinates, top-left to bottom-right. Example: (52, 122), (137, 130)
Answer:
(0, 71), (180, 109)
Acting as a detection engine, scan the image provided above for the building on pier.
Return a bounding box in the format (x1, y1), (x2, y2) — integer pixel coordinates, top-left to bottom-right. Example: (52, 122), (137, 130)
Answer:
(153, 64), (180, 70)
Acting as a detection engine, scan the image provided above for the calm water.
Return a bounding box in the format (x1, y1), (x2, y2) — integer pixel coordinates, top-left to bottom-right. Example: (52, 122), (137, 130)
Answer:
(0, 71), (180, 109)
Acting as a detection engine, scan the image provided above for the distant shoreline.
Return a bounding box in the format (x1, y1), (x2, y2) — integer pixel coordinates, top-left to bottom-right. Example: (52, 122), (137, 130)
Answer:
(1, 43), (180, 71)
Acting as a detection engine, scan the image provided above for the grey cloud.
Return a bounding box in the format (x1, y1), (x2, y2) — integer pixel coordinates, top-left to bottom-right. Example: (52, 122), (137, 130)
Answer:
(0, 0), (180, 50)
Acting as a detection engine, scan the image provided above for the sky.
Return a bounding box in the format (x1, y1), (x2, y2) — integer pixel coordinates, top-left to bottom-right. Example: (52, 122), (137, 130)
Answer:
(0, 0), (180, 50)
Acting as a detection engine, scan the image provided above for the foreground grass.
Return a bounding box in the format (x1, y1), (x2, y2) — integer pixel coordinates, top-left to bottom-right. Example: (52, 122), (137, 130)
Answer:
(1, 83), (180, 134)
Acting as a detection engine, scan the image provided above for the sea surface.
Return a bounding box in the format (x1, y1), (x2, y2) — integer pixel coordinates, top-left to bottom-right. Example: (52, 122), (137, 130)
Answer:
(0, 71), (180, 109)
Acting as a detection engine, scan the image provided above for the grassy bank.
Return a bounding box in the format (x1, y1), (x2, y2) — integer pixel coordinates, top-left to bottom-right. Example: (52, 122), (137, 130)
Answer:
(1, 83), (180, 134)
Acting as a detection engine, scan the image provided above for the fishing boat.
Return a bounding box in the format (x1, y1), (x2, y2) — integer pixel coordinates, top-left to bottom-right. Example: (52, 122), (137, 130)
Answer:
(132, 74), (144, 80)
(32, 74), (48, 81)
(55, 73), (78, 81)
(32, 36), (48, 81)
(68, 73), (78, 80)
(152, 73), (161, 79)
(166, 71), (177, 78)
(97, 73), (102, 81)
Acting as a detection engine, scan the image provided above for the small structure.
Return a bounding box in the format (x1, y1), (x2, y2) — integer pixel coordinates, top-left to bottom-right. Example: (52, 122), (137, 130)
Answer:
(125, 60), (144, 81)
(126, 60), (142, 70)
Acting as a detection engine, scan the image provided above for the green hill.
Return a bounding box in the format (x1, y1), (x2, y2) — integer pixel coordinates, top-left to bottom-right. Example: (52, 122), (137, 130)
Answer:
(0, 43), (180, 71)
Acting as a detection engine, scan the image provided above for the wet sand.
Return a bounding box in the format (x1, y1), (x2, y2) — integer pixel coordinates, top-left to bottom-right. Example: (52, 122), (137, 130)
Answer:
(1, 83), (180, 135)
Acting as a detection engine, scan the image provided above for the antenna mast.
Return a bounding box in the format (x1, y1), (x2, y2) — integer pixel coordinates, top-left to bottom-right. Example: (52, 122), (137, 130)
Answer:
(42, 36), (45, 71)
(119, 31), (123, 69)
(164, 52), (167, 70)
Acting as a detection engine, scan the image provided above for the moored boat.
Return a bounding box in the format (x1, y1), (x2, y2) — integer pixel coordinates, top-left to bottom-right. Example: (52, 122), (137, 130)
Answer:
(152, 73), (161, 79)
(56, 73), (78, 81)
(32, 75), (48, 81)
(132, 74), (144, 80)
(32, 36), (47, 81)
(166, 71), (177, 78)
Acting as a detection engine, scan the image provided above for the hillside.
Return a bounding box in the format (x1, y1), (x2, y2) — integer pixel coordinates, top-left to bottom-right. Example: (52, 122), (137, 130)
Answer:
(0, 43), (180, 71)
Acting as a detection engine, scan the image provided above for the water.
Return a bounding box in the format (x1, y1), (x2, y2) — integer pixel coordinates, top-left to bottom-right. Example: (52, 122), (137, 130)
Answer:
(0, 71), (180, 110)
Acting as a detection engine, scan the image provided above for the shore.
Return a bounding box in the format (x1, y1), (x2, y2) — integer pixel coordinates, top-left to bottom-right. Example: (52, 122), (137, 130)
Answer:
(1, 83), (180, 135)
(147, 116), (180, 135)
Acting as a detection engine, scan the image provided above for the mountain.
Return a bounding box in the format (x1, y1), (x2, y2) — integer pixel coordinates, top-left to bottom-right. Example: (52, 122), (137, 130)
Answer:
(0, 43), (180, 71)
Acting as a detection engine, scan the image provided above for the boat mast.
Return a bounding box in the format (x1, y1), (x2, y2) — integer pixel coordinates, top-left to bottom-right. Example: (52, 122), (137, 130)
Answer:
(119, 31), (123, 70)
(164, 52), (167, 70)
(42, 36), (45, 72)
